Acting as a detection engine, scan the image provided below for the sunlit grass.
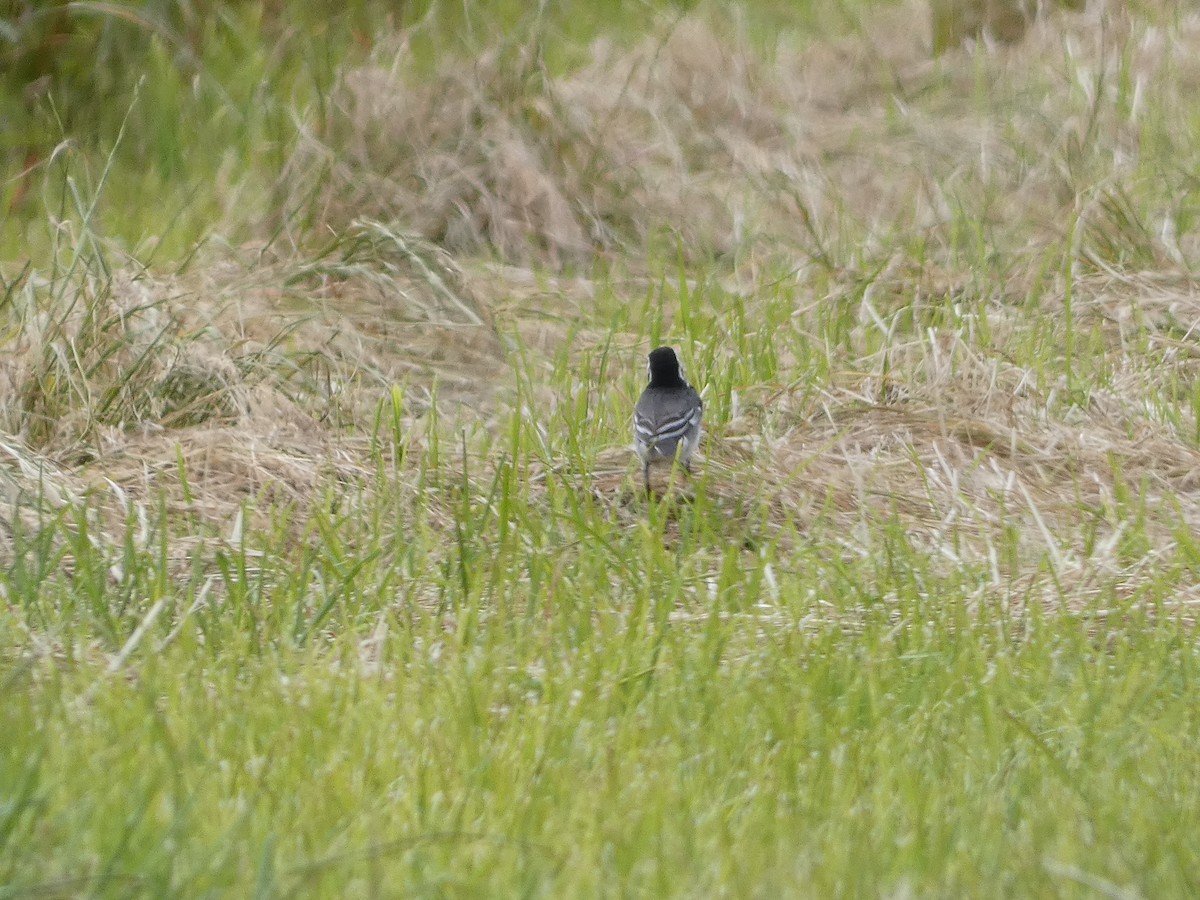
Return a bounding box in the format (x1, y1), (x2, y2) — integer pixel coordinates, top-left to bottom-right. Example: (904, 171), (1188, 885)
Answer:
(4, 430), (1198, 895)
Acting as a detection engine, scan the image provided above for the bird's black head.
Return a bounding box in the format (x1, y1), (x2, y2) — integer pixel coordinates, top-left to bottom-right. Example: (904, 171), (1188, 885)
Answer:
(647, 346), (687, 388)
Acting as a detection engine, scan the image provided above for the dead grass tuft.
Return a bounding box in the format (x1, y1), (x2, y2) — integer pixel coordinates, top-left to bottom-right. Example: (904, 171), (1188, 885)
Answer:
(0, 226), (505, 557)
(281, 3), (1200, 278)
(0, 435), (87, 568)
(280, 13), (800, 266)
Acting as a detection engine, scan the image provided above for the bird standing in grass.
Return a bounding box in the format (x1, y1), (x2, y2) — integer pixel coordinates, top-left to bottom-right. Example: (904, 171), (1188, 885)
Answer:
(634, 346), (703, 494)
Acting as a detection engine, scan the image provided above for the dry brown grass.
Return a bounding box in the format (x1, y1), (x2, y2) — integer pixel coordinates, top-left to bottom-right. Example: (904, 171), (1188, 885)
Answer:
(5, 3), (1200, 620)
(0, 222), (505, 559)
(560, 265), (1200, 623)
(280, 2), (1198, 273)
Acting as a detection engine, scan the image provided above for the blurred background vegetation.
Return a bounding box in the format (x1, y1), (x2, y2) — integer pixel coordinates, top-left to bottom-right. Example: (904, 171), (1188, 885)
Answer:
(0, 0), (1084, 262)
(3, 0), (409, 257)
(2, 1), (758, 256)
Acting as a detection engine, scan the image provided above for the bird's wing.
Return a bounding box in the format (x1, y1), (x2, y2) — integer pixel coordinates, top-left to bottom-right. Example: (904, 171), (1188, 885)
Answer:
(635, 389), (702, 442)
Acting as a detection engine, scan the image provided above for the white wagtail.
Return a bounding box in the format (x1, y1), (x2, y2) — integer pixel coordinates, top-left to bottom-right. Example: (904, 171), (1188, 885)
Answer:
(634, 346), (703, 493)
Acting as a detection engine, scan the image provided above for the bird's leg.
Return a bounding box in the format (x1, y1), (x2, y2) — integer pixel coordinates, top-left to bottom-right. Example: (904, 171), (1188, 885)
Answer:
(643, 462), (652, 496)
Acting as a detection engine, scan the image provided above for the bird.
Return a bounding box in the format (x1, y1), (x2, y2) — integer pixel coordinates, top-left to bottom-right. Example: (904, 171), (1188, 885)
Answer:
(634, 346), (703, 494)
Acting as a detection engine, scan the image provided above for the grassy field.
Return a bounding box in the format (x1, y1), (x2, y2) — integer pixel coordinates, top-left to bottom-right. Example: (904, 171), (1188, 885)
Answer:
(3, 0), (1200, 896)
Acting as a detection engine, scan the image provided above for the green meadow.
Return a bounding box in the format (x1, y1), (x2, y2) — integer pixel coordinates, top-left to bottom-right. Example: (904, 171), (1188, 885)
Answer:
(2, 1), (1199, 896)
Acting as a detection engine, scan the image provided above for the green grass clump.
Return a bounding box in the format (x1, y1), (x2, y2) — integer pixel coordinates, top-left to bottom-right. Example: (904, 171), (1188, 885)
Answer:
(3, 458), (1198, 896)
